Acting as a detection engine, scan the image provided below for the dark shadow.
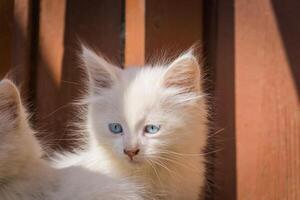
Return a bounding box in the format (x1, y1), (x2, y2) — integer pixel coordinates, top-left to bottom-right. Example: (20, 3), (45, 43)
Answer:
(0, 0), (14, 78)
(271, 0), (300, 99)
(203, 0), (236, 200)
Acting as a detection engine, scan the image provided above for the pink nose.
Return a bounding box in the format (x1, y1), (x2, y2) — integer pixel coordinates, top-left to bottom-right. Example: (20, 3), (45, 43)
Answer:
(123, 149), (140, 160)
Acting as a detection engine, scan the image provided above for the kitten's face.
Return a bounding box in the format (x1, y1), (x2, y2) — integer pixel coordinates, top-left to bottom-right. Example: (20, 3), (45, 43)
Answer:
(82, 46), (207, 165)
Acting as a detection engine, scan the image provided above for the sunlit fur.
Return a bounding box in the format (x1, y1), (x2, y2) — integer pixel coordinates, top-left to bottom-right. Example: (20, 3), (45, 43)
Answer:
(55, 45), (208, 199)
(0, 80), (143, 200)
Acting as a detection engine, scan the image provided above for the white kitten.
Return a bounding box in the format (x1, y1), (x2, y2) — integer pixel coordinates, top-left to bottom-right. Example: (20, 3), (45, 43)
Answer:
(55, 46), (208, 200)
(0, 80), (143, 200)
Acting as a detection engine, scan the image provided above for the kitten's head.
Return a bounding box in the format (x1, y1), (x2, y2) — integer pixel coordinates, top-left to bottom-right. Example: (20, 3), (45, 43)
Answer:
(0, 80), (42, 177)
(81, 46), (207, 166)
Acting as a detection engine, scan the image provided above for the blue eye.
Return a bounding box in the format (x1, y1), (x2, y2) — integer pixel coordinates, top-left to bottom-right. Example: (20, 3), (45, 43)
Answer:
(144, 124), (160, 134)
(108, 123), (123, 134)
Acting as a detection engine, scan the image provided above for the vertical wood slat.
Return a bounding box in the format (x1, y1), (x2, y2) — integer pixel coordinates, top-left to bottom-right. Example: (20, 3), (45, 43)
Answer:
(0, 0), (13, 78)
(35, 0), (66, 147)
(125, 0), (203, 66)
(13, 0), (36, 101)
(208, 1), (300, 199)
(207, 1), (237, 200)
(145, 1), (203, 61)
(235, 0), (300, 199)
(35, 0), (123, 149)
(0, 0), (38, 107)
(125, 0), (145, 67)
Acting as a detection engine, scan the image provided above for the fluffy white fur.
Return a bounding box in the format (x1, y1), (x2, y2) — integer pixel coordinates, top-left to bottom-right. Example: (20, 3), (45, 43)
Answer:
(0, 80), (143, 200)
(54, 46), (208, 200)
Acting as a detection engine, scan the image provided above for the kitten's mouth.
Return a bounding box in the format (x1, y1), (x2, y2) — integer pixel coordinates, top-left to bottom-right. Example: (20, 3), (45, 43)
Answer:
(125, 157), (143, 165)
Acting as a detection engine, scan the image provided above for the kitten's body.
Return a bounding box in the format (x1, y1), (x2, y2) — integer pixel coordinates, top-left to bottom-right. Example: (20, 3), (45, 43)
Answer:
(0, 80), (143, 200)
(55, 46), (208, 199)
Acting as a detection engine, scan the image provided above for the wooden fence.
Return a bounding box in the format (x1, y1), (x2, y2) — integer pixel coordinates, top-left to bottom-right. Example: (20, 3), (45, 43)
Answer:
(0, 0), (299, 199)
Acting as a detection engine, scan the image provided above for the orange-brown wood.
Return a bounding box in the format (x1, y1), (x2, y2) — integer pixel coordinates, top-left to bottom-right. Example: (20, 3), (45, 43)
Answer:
(145, 0), (203, 62)
(235, 0), (300, 199)
(208, 1), (300, 199)
(36, 0), (66, 88)
(125, 0), (203, 64)
(125, 0), (145, 67)
(34, 0), (66, 145)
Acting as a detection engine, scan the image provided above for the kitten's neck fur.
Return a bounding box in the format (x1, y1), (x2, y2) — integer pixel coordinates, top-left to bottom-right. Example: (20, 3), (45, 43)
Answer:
(87, 135), (205, 199)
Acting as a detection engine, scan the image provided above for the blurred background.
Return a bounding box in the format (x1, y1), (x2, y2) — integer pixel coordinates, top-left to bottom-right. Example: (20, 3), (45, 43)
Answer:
(0, 0), (299, 199)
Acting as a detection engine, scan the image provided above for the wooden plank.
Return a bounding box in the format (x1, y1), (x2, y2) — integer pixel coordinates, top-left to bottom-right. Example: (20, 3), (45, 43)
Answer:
(125, 0), (203, 67)
(145, 0), (203, 61)
(235, 0), (300, 199)
(34, 0), (66, 149)
(125, 0), (145, 66)
(203, 1), (220, 199)
(0, 0), (13, 78)
(35, 0), (123, 150)
(206, 1), (236, 200)
(12, 0), (35, 101)
(207, 1), (300, 199)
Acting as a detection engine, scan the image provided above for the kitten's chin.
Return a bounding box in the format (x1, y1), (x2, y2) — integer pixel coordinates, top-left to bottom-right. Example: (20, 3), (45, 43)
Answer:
(123, 157), (144, 166)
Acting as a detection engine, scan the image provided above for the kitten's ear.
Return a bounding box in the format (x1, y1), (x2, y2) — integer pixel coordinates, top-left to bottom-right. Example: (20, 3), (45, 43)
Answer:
(80, 44), (121, 93)
(0, 80), (22, 130)
(163, 50), (201, 93)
